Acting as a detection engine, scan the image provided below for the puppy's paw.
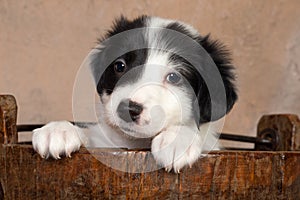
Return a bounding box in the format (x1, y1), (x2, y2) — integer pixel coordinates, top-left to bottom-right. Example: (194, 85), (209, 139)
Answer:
(151, 126), (203, 173)
(32, 121), (86, 159)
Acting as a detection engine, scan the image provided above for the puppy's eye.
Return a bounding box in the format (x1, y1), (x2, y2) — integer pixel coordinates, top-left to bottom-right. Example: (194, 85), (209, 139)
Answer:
(114, 59), (127, 73)
(166, 72), (181, 84)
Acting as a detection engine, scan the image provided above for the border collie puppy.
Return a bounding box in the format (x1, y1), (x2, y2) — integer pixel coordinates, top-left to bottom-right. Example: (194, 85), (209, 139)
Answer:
(32, 16), (237, 173)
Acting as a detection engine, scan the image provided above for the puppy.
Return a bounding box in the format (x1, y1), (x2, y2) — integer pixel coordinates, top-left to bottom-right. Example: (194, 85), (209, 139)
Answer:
(32, 16), (237, 172)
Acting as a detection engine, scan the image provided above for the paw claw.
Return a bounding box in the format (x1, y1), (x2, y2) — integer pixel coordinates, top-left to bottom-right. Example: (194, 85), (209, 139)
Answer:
(165, 166), (172, 173)
(54, 155), (61, 159)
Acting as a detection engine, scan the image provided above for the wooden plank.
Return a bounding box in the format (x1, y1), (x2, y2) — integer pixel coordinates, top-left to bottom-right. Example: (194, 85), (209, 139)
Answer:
(1, 94), (300, 199)
(256, 114), (300, 151)
(1, 145), (300, 199)
(0, 95), (17, 145)
(0, 95), (18, 200)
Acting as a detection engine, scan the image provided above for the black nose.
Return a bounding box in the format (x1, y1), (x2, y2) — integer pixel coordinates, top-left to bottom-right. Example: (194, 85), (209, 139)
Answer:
(117, 99), (143, 123)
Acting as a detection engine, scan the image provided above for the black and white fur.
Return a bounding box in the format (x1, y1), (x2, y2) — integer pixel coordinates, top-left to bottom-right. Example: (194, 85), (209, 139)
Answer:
(32, 16), (237, 172)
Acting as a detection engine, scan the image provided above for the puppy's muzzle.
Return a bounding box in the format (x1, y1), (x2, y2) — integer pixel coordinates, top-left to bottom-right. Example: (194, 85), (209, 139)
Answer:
(117, 99), (143, 123)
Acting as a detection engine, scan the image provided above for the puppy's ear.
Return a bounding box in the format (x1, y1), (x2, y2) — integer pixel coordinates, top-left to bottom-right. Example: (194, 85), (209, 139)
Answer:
(197, 35), (238, 123)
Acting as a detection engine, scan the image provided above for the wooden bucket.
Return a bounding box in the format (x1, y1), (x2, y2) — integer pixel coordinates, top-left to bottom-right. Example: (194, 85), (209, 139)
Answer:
(1, 95), (299, 199)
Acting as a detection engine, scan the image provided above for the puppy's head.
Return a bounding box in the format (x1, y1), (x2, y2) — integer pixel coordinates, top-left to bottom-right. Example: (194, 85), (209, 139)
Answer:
(90, 16), (237, 138)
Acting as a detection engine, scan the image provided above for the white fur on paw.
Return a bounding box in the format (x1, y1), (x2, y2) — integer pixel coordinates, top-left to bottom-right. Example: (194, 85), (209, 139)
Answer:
(151, 126), (203, 173)
(32, 121), (86, 159)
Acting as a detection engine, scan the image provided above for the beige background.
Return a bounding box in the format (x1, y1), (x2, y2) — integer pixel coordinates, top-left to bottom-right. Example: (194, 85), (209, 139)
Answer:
(0, 0), (299, 144)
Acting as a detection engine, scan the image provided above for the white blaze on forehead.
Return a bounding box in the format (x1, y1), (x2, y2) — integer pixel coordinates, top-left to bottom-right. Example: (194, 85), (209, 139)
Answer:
(141, 17), (179, 83)
(145, 17), (176, 52)
(141, 51), (171, 83)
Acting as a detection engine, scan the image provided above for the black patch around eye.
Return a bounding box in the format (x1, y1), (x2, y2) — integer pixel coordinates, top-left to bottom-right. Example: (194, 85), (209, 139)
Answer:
(97, 49), (148, 96)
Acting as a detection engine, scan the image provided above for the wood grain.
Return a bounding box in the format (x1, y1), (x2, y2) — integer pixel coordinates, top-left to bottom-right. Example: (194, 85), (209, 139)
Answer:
(256, 114), (300, 151)
(0, 95), (17, 145)
(1, 146), (300, 199)
(1, 94), (300, 199)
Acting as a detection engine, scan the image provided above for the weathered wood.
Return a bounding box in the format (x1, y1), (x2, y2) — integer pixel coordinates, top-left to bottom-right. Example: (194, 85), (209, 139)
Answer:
(0, 95), (17, 145)
(256, 114), (300, 151)
(0, 146), (300, 199)
(1, 94), (300, 199)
